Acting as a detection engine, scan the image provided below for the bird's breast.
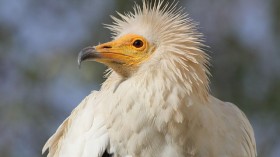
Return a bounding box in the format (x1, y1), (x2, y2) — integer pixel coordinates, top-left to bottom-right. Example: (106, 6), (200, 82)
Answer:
(99, 78), (192, 157)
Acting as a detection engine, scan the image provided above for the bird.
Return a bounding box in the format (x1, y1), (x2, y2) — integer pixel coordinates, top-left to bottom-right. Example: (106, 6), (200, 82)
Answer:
(42, 1), (257, 157)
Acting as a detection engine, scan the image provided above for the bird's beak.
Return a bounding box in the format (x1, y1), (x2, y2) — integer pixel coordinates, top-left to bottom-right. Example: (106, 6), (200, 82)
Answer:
(78, 39), (132, 67)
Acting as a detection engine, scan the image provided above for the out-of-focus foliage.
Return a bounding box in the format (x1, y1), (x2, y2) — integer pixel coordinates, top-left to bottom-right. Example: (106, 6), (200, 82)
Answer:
(0, 0), (279, 157)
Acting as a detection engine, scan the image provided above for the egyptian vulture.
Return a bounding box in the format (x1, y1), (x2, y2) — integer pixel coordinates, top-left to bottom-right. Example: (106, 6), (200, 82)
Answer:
(43, 1), (257, 157)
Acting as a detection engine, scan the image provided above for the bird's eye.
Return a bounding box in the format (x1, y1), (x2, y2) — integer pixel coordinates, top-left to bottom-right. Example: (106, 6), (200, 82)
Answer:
(132, 40), (144, 48)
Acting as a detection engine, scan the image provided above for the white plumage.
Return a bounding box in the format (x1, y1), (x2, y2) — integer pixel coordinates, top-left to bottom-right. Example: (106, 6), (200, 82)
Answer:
(43, 1), (257, 157)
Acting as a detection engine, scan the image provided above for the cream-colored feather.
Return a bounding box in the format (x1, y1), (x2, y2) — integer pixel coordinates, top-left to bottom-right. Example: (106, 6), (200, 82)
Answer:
(43, 1), (257, 157)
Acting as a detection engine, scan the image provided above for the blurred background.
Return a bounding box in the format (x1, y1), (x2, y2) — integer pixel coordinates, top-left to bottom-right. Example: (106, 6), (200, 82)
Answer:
(0, 0), (279, 156)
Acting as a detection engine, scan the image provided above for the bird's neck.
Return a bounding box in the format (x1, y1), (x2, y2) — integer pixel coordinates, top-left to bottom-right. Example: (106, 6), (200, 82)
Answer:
(101, 69), (209, 132)
(102, 64), (209, 105)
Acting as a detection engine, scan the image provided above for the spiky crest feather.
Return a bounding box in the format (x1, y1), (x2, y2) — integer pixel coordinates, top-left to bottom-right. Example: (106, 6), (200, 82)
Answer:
(105, 0), (210, 102)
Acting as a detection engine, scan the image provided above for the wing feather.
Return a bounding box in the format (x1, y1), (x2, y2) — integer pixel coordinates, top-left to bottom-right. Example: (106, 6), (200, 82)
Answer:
(43, 91), (110, 157)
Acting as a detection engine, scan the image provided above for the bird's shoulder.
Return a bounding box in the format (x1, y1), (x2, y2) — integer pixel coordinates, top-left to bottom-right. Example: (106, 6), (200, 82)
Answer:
(209, 96), (257, 157)
(224, 101), (257, 157)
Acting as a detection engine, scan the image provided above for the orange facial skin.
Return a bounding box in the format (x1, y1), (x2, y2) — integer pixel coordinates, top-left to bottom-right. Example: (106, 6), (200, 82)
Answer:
(94, 34), (150, 66)
(79, 34), (155, 77)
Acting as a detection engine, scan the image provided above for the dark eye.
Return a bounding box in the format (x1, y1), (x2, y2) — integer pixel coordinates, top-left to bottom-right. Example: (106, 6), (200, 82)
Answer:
(133, 40), (143, 48)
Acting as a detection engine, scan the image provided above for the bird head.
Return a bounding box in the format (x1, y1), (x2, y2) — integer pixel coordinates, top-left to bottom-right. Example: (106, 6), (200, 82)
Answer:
(78, 0), (210, 101)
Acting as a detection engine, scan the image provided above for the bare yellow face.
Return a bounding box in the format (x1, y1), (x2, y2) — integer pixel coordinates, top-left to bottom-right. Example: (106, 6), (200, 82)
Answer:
(95, 34), (150, 66)
(78, 34), (155, 77)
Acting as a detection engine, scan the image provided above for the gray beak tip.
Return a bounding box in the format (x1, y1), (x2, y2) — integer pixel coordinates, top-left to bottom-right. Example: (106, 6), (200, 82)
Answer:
(77, 53), (82, 69)
(77, 46), (96, 69)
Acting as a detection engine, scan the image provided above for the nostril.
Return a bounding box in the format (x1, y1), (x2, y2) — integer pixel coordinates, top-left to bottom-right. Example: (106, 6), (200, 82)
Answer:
(102, 45), (112, 49)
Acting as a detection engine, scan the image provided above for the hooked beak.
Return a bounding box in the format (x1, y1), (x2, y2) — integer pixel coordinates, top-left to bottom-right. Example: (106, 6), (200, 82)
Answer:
(77, 40), (129, 68)
(77, 47), (101, 67)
